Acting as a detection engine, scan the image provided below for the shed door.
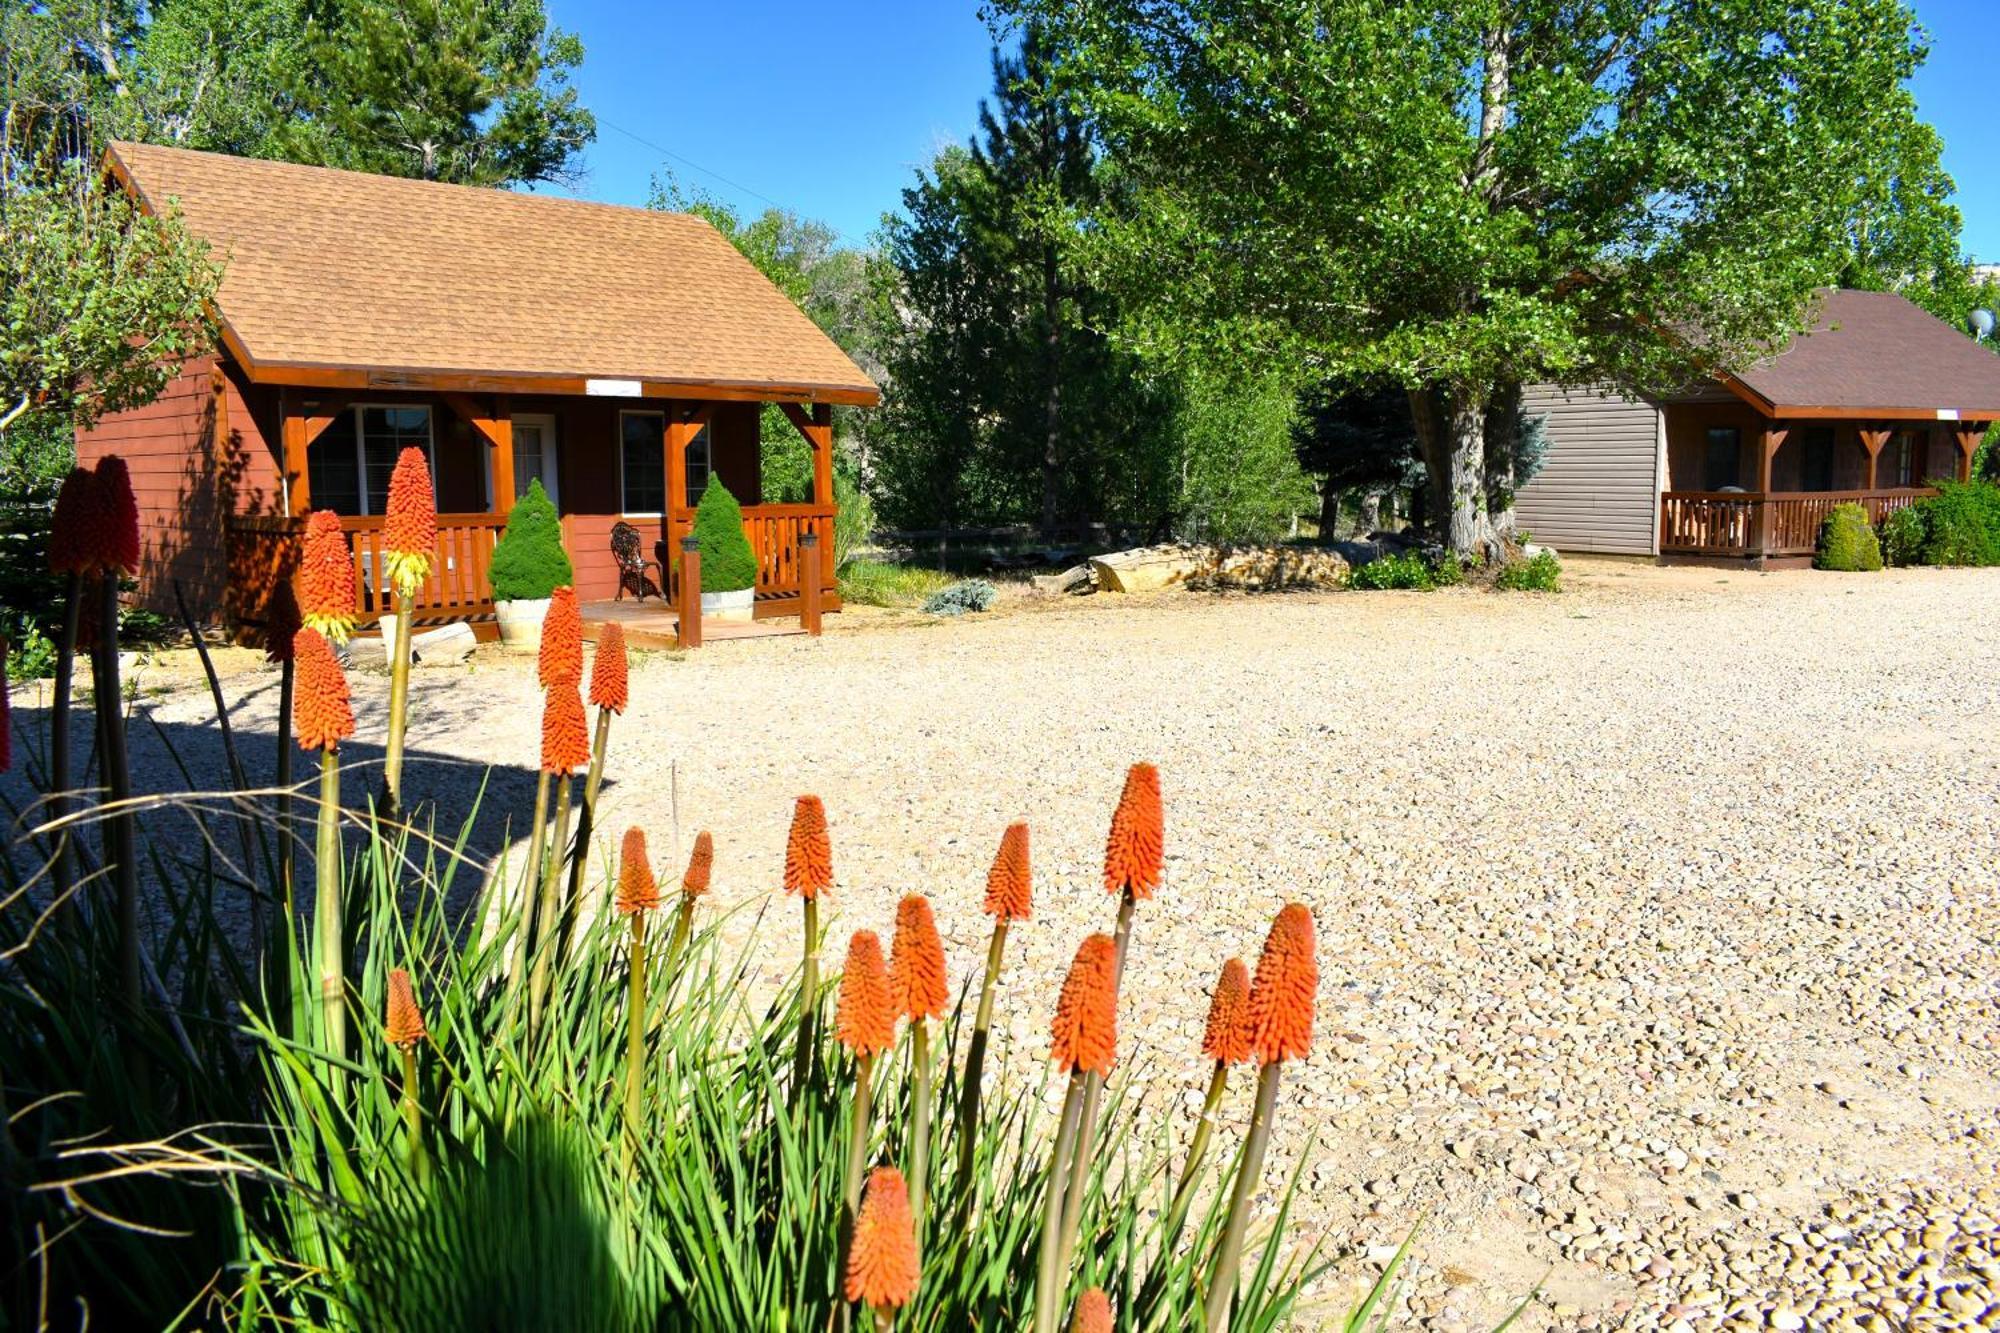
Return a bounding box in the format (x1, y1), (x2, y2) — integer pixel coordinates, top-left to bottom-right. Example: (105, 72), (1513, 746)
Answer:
(512, 414), (560, 508)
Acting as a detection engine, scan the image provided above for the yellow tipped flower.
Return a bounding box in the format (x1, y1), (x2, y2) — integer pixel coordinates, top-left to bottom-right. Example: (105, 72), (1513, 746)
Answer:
(381, 447), (437, 595)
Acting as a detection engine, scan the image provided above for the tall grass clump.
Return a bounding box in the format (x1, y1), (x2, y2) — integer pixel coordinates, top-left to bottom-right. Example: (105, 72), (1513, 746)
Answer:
(0, 450), (1457, 1332)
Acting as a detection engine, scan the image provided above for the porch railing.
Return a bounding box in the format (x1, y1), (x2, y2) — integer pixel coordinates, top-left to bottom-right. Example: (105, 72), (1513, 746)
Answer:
(1659, 488), (1934, 558)
(226, 513), (507, 631)
(662, 502), (837, 602)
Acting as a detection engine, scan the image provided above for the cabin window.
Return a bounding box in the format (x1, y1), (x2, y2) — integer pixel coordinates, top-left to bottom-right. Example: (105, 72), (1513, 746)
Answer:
(619, 412), (666, 514)
(1702, 427), (1741, 490)
(618, 412), (712, 513)
(1888, 430), (1923, 487)
(1800, 427), (1835, 491)
(305, 404), (434, 516)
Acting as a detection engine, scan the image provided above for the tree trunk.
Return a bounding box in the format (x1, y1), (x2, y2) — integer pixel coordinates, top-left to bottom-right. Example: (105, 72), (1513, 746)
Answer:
(1039, 237), (1063, 539)
(1410, 383), (1499, 558)
(1317, 481), (1342, 539)
(1484, 382), (1523, 545)
(1358, 490), (1382, 536)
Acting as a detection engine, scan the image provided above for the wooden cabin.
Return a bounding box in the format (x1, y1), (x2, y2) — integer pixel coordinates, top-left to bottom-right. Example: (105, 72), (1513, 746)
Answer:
(74, 141), (879, 636)
(1515, 290), (2000, 565)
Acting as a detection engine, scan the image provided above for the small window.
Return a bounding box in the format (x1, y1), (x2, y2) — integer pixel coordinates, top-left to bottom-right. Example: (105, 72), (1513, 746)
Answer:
(686, 427), (712, 506)
(1890, 431), (1917, 487)
(1800, 427), (1835, 491)
(620, 412), (666, 514)
(304, 404), (433, 516)
(1703, 427), (1741, 490)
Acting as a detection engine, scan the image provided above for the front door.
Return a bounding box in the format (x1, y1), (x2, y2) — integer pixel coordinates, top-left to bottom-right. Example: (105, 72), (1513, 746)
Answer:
(512, 413), (560, 507)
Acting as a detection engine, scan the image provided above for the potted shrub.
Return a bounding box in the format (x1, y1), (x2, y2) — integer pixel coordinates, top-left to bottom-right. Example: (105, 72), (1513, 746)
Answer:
(487, 479), (574, 651)
(689, 481), (759, 623)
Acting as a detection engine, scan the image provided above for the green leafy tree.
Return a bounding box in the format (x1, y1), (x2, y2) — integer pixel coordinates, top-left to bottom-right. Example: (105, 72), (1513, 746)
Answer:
(997, 0), (1961, 557)
(285, 0), (594, 185)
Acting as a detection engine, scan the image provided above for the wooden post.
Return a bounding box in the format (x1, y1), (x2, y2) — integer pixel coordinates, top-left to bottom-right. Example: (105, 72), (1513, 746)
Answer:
(1858, 427), (1889, 492)
(489, 405), (515, 513)
(798, 531), (822, 636)
(810, 401), (834, 507)
(281, 394), (312, 517)
(677, 537), (702, 650)
(1752, 425), (1786, 557)
(1954, 425), (1984, 483)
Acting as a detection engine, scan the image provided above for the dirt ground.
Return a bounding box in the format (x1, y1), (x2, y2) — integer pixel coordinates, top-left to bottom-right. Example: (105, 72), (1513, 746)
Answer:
(8, 556), (1998, 1331)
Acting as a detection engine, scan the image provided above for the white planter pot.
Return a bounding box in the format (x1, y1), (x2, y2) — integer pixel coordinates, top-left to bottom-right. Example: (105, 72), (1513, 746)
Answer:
(494, 597), (551, 653)
(700, 587), (755, 624)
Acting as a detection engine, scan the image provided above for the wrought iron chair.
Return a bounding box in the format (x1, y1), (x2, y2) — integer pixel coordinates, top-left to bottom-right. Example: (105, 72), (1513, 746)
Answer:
(610, 521), (663, 601)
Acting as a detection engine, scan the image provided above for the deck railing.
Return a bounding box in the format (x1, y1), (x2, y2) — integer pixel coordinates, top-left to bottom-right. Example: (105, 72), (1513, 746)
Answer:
(662, 502), (837, 602)
(226, 513), (507, 631)
(1660, 488), (1934, 558)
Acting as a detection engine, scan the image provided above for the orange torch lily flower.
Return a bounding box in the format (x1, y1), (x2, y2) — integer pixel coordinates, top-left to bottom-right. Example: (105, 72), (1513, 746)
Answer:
(835, 929), (896, 1057)
(1201, 957), (1253, 1065)
(616, 826), (661, 915)
(589, 621), (629, 712)
(92, 456), (142, 575)
(783, 794), (832, 899)
(292, 628), (356, 751)
(1070, 1288), (1113, 1333)
(46, 467), (94, 574)
(1050, 934), (1119, 1075)
(1103, 762), (1163, 899)
(845, 1166), (920, 1310)
(1245, 903), (1317, 1065)
(539, 680), (591, 774)
(983, 821), (1032, 920)
(538, 585), (583, 687)
(385, 968), (428, 1048)
(682, 829), (713, 897)
(298, 510), (358, 643)
(890, 893), (949, 1021)
(381, 447), (437, 594)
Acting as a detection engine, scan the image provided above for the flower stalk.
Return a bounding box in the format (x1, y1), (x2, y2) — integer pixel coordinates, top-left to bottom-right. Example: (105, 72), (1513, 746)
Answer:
(615, 827), (661, 1159)
(385, 968), (429, 1184)
(784, 795), (832, 1089)
(294, 628), (356, 1078)
(379, 448), (436, 822)
(889, 894), (948, 1222)
(1035, 933), (1119, 1333)
(957, 821), (1031, 1189)
(566, 621), (627, 937)
(836, 929), (895, 1220)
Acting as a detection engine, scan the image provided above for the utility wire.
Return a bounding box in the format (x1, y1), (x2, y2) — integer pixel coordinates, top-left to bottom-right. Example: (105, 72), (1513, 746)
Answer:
(592, 115), (868, 247)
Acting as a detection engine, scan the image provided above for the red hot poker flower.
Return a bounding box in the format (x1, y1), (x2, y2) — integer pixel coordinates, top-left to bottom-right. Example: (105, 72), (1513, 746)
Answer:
(1244, 903), (1318, 1065)
(1104, 762), (1163, 899)
(1070, 1288), (1113, 1333)
(539, 680), (591, 774)
(538, 585), (583, 687)
(616, 826), (660, 915)
(844, 1166), (920, 1309)
(589, 621), (629, 713)
(835, 929), (895, 1058)
(783, 794), (831, 899)
(381, 447), (437, 594)
(682, 829), (713, 897)
(47, 467), (94, 574)
(983, 821), (1032, 920)
(1201, 957), (1253, 1065)
(889, 894), (949, 1021)
(298, 511), (358, 642)
(385, 968), (428, 1048)
(1050, 933), (1119, 1075)
(292, 628), (355, 751)
(91, 456), (141, 575)
(264, 579), (302, 665)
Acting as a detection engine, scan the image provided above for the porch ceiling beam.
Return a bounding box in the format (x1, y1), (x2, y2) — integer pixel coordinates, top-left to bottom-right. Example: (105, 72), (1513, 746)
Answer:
(228, 358), (880, 406)
(1953, 423), (1986, 483)
(1857, 427), (1891, 492)
(778, 401), (836, 508)
(664, 403), (712, 520)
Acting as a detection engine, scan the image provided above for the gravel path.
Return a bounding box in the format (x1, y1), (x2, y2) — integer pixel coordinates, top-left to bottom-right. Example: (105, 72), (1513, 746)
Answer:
(33, 558), (2000, 1331)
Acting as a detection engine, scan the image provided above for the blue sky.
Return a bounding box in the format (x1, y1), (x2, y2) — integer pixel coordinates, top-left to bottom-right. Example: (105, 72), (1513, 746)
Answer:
(545, 0), (2000, 258)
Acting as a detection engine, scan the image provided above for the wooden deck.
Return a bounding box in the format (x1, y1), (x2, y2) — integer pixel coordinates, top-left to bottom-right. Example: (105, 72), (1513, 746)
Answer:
(580, 597), (806, 650)
(1659, 488), (1933, 562)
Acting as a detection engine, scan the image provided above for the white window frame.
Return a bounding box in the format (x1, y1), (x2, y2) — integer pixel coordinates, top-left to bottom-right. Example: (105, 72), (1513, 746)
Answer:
(510, 412), (560, 510)
(313, 403), (437, 516)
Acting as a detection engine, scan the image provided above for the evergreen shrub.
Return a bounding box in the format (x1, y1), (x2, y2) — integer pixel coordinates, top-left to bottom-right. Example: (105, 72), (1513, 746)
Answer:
(487, 479), (573, 601)
(1813, 503), (1882, 572)
(690, 481), (759, 593)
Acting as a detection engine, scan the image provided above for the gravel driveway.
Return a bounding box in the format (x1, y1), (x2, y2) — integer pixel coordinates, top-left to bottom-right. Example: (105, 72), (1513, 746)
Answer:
(46, 557), (2000, 1331)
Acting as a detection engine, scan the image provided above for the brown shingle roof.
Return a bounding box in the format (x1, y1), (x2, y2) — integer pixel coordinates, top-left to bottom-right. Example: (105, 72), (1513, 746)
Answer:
(108, 141), (879, 405)
(1729, 288), (2000, 418)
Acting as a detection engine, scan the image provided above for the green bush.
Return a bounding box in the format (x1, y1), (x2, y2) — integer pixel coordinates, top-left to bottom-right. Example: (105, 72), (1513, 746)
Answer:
(1812, 503), (1882, 572)
(1910, 480), (2000, 567)
(921, 577), (997, 616)
(839, 558), (956, 608)
(690, 480), (759, 592)
(487, 478), (573, 601)
(1879, 504), (1926, 566)
(833, 471), (875, 572)
(1494, 549), (1563, 591)
(1347, 550), (1441, 590)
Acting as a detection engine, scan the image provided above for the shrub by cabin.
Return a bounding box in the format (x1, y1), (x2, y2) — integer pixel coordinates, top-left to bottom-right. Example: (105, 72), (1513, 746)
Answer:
(74, 142), (879, 636)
